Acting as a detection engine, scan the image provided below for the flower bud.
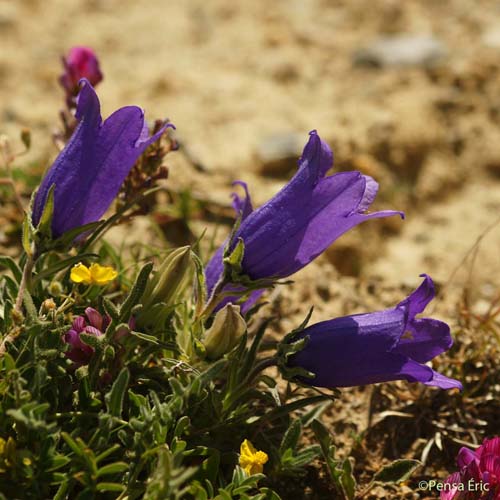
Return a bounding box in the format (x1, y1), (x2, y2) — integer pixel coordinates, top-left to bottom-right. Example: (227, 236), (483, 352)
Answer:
(143, 246), (193, 309)
(48, 280), (63, 297)
(202, 304), (247, 359)
(60, 46), (103, 97)
(40, 298), (56, 314)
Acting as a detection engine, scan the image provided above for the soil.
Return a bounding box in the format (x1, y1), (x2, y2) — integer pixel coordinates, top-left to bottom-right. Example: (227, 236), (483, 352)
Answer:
(1, 1), (500, 498)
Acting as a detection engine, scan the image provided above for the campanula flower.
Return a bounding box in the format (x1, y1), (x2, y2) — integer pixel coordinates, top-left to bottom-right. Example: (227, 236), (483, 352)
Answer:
(441, 436), (500, 500)
(239, 439), (269, 475)
(32, 80), (169, 238)
(60, 46), (103, 97)
(70, 262), (117, 286)
(286, 275), (462, 390)
(63, 307), (108, 365)
(205, 130), (403, 303)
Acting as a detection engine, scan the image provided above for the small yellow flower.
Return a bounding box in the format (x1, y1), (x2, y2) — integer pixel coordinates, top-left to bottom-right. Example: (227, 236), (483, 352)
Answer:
(239, 439), (268, 475)
(70, 263), (118, 286)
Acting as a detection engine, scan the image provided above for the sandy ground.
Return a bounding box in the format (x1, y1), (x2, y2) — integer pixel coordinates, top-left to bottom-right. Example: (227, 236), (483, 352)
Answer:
(1, 0), (500, 497)
(2, 0), (500, 297)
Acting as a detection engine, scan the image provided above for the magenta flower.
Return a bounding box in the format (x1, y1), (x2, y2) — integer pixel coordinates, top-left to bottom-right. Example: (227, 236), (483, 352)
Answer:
(63, 307), (108, 365)
(441, 436), (500, 500)
(32, 80), (169, 238)
(285, 275), (462, 390)
(205, 130), (403, 307)
(60, 46), (103, 97)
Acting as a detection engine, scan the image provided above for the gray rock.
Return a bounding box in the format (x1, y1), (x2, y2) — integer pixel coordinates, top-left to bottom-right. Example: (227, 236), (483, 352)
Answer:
(354, 35), (446, 68)
(256, 133), (303, 178)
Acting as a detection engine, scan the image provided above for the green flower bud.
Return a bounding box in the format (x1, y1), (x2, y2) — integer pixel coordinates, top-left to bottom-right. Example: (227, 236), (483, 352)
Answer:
(48, 280), (63, 297)
(137, 246), (193, 330)
(202, 304), (247, 360)
(143, 246), (193, 308)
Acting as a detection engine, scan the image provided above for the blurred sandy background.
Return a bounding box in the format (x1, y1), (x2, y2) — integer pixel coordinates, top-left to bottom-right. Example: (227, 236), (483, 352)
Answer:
(2, 0), (500, 317)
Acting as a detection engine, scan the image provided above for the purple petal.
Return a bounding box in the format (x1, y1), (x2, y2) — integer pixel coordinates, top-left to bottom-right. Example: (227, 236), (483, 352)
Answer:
(231, 181), (253, 220)
(397, 274), (436, 321)
(205, 245), (224, 297)
(83, 326), (102, 337)
(423, 370), (463, 390)
(32, 80), (169, 237)
(393, 318), (453, 363)
(72, 316), (86, 332)
(287, 276), (461, 390)
(85, 307), (103, 330)
(213, 133), (401, 281)
(457, 447), (478, 469)
(478, 437), (500, 459)
(297, 129), (334, 185)
(288, 310), (427, 387)
(440, 472), (462, 500)
(64, 329), (80, 348)
(357, 176), (379, 213)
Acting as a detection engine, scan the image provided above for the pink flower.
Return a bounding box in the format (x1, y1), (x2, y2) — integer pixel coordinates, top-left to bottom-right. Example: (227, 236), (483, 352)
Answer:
(60, 46), (103, 96)
(441, 436), (500, 499)
(63, 307), (107, 365)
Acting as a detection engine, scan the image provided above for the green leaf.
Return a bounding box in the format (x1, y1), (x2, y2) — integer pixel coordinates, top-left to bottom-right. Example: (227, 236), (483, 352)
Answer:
(79, 332), (104, 349)
(36, 183), (55, 239)
(96, 462), (129, 477)
(119, 262), (153, 321)
(95, 482), (126, 492)
(2, 352), (16, 372)
(373, 459), (421, 484)
(52, 221), (102, 250)
(290, 445), (321, 467)
(260, 488), (282, 500)
(223, 237), (245, 275)
(280, 419), (302, 456)
(174, 416), (190, 438)
(106, 368), (130, 418)
(102, 297), (120, 323)
(61, 432), (85, 458)
(0, 256), (22, 283)
(22, 216), (33, 256)
(96, 445), (121, 464)
(53, 480), (69, 500)
(340, 458), (356, 500)
(191, 251), (207, 316)
(47, 455), (71, 472)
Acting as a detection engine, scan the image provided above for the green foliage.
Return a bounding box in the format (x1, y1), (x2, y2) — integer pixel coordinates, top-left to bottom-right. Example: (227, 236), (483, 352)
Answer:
(0, 240), (342, 499)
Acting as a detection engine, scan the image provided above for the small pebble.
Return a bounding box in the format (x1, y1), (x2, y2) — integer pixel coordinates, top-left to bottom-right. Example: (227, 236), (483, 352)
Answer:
(354, 35), (446, 68)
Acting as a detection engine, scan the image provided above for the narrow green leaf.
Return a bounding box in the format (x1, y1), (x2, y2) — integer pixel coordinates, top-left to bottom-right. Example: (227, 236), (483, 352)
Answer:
(106, 368), (130, 418)
(280, 419), (302, 456)
(96, 462), (129, 477)
(340, 458), (356, 500)
(373, 459), (421, 484)
(61, 432), (85, 458)
(102, 297), (120, 323)
(22, 216), (33, 256)
(37, 183), (55, 239)
(0, 256), (22, 283)
(119, 262), (153, 320)
(95, 482), (126, 492)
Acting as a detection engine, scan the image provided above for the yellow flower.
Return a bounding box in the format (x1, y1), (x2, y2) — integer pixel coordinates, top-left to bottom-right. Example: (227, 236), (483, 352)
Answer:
(239, 439), (268, 475)
(70, 263), (118, 286)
